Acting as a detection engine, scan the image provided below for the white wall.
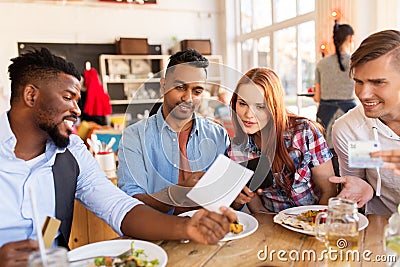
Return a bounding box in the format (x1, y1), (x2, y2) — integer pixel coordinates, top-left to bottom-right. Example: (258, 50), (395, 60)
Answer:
(352, 0), (399, 42)
(0, 0), (224, 113)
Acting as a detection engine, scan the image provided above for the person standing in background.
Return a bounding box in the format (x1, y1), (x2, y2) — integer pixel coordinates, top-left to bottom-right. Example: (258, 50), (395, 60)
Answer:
(214, 90), (231, 121)
(313, 22), (357, 175)
(214, 90), (234, 137)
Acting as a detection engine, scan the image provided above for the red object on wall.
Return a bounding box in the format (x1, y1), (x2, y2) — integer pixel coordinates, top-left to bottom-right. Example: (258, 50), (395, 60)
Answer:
(83, 68), (112, 116)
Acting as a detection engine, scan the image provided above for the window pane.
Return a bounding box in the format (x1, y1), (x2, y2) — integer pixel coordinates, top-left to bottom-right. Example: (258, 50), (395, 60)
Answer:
(274, 0), (296, 22)
(241, 39), (254, 72)
(299, 21), (315, 91)
(299, 21), (316, 112)
(298, 0), (315, 15)
(257, 36), (271, 67)
(274, 27), (297, 96)
(253, 0), (272, 29)
(240, 0), (252, 34)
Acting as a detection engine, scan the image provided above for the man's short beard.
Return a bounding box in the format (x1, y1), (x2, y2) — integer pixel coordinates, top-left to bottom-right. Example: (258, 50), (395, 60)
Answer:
(40, 123), (70, 148)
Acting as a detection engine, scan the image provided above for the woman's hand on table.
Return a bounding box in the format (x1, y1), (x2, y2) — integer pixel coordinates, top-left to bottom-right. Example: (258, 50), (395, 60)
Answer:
(328, 176), (374, 208)
(185, 207), (237, 245)
(0, 239), (38, 267)
(231, 186), (255, 210)
(244, 190), (269, 214)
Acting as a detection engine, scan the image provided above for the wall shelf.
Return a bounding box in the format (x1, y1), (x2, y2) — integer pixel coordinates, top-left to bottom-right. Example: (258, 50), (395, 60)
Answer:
(99, 54), (223, 121)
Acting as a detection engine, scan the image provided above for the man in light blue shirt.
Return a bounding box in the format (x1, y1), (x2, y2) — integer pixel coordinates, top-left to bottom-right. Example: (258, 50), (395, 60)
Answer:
(118, 49), (230, 213)
(0, 48), (236, 266)
(0, 117), (137, 246)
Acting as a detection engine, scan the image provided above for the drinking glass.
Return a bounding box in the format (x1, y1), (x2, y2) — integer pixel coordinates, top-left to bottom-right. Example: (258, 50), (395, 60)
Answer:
(315, 197), (360, 251)
(384, 212), (400, 266)
(28, 247), (69, 267)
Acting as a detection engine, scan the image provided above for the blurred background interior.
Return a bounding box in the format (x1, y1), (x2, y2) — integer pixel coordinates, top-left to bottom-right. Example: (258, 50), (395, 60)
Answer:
(0, 0), (398, 129)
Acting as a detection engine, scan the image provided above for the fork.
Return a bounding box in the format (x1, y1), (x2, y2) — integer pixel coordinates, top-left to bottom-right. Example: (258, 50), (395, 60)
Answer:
(68, 248), (132, 263)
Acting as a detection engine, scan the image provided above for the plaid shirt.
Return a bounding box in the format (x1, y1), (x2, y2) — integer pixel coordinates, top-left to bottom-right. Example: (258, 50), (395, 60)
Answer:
(229, 119), (332, 212)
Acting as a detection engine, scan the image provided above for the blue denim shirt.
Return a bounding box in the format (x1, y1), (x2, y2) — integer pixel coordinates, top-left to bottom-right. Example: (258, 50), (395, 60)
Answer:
(117, 106), (230, 197)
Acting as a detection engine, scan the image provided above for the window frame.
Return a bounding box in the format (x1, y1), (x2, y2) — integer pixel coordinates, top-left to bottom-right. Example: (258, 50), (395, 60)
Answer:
(235, 0), (316, 114)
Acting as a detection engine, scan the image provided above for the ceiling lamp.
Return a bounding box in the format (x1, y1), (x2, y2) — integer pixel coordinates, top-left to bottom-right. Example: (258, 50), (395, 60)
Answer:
(331, 10), (341, 21)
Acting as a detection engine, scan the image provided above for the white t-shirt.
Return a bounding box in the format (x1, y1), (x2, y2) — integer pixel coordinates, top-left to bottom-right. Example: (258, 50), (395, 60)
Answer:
(332, 105), (400, 215)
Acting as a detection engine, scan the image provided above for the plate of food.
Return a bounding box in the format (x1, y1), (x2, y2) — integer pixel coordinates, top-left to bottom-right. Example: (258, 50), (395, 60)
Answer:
(273, 205), (369, 236)
(179, 210), (258, 241)
(68, 239), (167, 267)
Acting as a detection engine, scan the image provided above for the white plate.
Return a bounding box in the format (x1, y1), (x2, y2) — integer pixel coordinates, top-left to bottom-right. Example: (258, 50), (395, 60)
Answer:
(179, 210), (258, 241)
(273, 205), (369, 236)
(68, 239), (168, 267)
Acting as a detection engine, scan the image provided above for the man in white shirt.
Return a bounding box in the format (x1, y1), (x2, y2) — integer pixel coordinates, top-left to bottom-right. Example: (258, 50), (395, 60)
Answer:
(0, 48), (236, 266)
(330, 30), (400, 215)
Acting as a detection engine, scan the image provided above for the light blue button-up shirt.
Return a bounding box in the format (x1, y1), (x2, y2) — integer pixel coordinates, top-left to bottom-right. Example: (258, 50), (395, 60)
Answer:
(0, 112), (142, 247)
(117, 106), (230, 197)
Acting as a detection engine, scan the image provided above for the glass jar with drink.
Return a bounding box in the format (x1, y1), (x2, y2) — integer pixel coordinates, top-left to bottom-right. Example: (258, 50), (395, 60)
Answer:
(384, 205), (400, 266)
(315, 197), (360, 253)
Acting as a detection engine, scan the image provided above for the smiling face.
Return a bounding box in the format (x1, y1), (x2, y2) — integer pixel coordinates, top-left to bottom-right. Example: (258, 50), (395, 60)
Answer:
(353, 53), (400, 124)
(33, 73), (81, 148)
(235, 83), (269, 135)
(161, 64), (206, 123)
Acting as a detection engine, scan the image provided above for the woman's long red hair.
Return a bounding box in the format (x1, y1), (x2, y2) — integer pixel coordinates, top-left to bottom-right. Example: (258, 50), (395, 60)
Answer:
(231, 68), (323, 193)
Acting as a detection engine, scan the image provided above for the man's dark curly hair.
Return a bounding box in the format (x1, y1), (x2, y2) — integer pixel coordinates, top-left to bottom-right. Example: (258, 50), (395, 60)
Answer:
(165, 48), (209, 78)
(8, 47), (80, 104)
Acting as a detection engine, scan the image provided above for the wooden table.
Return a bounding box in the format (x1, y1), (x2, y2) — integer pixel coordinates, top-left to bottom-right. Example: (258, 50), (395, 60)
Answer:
(159, 213), (390, 267)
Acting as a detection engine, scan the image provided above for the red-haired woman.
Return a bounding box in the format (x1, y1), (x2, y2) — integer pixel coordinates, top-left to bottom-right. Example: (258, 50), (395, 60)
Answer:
(229, 68), (337, 212)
